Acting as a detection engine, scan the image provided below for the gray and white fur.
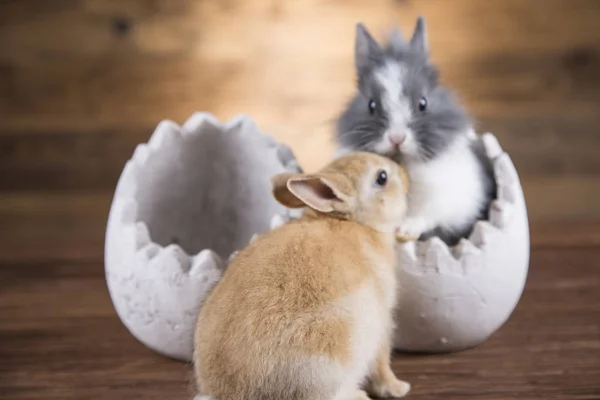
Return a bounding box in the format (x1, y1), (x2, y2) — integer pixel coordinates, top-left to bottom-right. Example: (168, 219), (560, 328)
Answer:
(335, 17), (496, 246)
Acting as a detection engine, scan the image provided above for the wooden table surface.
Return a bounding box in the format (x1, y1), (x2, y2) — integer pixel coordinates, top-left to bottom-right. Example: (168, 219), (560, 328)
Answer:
(1, 0), (600, 399)
(0, 221), (598, 400)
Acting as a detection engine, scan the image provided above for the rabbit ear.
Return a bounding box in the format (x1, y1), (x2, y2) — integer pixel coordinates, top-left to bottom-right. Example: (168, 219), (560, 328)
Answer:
(286, 174), (352, 214)
(410, 16), (428, 55)
(355, 23), (383, 74)
(271, 173), (305, 208)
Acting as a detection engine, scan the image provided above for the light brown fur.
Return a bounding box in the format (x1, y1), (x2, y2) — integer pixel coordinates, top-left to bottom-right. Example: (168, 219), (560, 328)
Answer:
(194, 152), (411, 400)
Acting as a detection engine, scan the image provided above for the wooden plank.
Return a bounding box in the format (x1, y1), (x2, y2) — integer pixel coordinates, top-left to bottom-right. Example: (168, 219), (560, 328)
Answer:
(0, 192), (109, 263)
(0, 127), (145, 191)
(521, 176), (600, 220)
(0, 192), (110, 239)
(530, 220), (600, 248)
(482, 115), (600, 176)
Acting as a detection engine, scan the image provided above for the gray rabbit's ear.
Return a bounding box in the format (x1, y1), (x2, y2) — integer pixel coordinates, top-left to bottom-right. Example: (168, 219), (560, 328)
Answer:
(387, 27), (406, 52)
(410, 16), (429, 55)
(355, 23), (383, 73)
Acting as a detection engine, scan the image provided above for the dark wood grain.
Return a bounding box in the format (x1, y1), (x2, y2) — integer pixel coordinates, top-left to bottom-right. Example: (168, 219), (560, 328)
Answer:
(1, 223), (599, 400)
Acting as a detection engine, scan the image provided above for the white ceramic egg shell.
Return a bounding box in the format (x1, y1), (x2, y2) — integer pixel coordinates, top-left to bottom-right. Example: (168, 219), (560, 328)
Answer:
(105, 113), (530, 361)
(393, 134), (530, 352)
(104, 113), (301, 361)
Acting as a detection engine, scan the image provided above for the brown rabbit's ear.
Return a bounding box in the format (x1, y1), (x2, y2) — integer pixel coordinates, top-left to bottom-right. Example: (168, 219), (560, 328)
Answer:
(271, 173), (306, 208)
(287, 174), (352, 214)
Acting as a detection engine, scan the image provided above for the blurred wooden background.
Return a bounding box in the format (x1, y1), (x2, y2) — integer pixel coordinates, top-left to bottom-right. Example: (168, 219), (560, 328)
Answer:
(0, 0), (599, 261)
(1, 2), (600, 399)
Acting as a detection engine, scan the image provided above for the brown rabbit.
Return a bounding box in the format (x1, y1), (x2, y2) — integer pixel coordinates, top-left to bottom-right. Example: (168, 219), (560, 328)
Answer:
(194, 152), (411, 400)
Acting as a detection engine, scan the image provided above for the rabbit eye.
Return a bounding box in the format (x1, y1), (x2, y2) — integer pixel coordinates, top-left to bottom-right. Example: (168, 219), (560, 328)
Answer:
(375, 170), (388, 186)
(368, 100), (377, 115)
(418, 97), (427, 111)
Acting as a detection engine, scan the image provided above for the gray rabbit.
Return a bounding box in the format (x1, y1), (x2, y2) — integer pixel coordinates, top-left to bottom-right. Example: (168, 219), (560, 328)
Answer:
(335, 17), (496, 246)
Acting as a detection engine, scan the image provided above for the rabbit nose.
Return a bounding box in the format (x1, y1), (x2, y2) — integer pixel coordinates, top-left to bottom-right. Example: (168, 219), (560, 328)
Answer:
(389, 132), (406, 145)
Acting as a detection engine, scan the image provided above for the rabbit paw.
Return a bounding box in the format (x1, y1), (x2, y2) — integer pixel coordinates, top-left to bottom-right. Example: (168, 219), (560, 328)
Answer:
(396, 217), (431, 242)
(369, 378), (411, 398)
(395, 230), (420, 243)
